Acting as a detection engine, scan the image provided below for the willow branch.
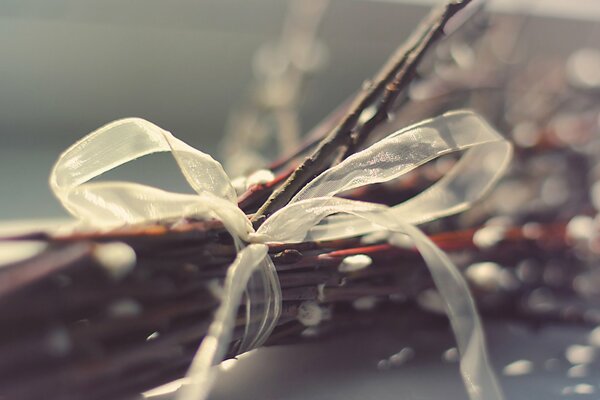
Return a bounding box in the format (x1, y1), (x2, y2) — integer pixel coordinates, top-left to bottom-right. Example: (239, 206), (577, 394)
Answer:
(252, 0), (473, 222)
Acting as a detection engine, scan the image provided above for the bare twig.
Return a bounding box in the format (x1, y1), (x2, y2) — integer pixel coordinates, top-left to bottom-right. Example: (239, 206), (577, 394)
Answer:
(253, 0), (474, 221)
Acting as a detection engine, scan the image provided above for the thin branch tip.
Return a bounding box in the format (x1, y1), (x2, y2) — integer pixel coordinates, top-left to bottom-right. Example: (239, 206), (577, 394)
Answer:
(252, 0), (476, 223)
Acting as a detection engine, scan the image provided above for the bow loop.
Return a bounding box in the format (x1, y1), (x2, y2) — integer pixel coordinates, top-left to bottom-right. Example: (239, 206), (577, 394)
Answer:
(50, 118), (238, 227)
(261, 110), (512, 242)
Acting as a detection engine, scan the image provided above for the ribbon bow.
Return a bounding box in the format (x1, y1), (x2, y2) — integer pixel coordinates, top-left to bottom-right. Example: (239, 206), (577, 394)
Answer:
(50, 110), (511, 400)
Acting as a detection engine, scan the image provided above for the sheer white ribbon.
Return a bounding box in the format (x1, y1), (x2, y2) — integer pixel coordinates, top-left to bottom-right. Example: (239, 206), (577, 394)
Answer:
(50, 110), (511, 400)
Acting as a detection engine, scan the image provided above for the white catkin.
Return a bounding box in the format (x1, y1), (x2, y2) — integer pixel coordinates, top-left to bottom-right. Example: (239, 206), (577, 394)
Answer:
(0, 241), (47, 267)
(353, 296), (378, 311)
(443, 347), (459, 363)
(246, 169), (275, 188)
(231, 176), (248, 196)
(567, 364), (589, 378)
(360, 230), (390, 244)
(465, 262), (503, 291)
(93, 242), (137, 279)
(473, 225), (505, 249)
(573, 383), (595, 394)
(565, 344), (595, 365)
(338, 254), (372, 273)
(588, 326), (600, 346)
(502, 360), (533, 376)
(297, 301), (323, 327)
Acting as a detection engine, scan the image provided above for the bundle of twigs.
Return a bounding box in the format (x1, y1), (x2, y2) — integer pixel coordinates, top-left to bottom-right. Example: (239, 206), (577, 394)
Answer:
(1, 1), (600, 399)
(0, 216), (582, 400)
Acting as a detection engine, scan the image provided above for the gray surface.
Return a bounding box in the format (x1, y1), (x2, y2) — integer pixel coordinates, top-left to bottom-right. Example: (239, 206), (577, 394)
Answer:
(207, 319), (600, 400)
(149, 315), (600, 400)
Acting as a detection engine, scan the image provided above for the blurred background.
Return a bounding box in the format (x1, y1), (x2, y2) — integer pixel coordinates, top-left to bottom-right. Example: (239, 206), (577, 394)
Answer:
(2, 1), (600, 400)
(0, 0), (599, 220)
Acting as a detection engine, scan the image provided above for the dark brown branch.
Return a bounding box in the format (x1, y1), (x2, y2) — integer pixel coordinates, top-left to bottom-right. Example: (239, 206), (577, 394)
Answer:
(252, 0), (473, 222)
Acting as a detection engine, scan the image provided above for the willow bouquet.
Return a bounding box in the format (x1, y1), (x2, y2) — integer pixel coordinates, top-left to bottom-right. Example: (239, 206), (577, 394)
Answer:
(2, 1), (600, 400)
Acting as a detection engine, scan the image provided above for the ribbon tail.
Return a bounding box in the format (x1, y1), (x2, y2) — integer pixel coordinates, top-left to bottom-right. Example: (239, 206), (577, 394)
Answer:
(338, 209), (503, 400)
(259, 197), (504, 400)
(177, 244), (269, 400)
(239, 254), (282, 352)
(394, 223), (503, 400)
(333, 209), (504, 400)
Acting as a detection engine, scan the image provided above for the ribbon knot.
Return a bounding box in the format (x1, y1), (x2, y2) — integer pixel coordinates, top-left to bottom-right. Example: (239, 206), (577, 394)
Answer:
(50, 110), (511, 400)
